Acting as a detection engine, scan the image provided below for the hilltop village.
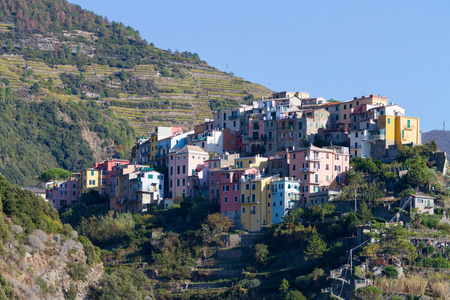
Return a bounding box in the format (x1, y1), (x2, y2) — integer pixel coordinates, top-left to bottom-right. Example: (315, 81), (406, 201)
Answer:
(45, 91), (426, 232)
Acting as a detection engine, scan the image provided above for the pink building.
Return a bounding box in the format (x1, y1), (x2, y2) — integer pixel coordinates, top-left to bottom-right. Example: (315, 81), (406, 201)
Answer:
(93, 159), (130, 195)
(209, 167), (259, 225)
(46, 174), (80, 210)
(289, 146), (349, 207)
(168, 145), (209, 199)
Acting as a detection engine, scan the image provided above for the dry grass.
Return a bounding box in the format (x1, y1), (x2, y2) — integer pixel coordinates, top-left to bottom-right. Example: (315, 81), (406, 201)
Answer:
(374, 276), (427, 296)
(429, 281), (449, 299)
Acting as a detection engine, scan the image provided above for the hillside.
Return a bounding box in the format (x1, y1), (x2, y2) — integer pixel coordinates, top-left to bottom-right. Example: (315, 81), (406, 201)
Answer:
(0, 0), (272, 184)
(422, 130), (450, 156)
(0, 174), (104, 299)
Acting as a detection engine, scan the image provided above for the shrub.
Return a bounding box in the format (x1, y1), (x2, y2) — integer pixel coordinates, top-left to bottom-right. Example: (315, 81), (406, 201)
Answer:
(284, 290), (307, 300)
(239, 279), (261, 289)
(254, 243), (269, 266)
(77, 236), (101, 266)
(36, 277), (49, 294)
(67, 261), (88, 282)
(64, 282), (77, 300)
(383, 266), (399, 279)
(89, 268), (150, 299)
(353, 286), (382, 300)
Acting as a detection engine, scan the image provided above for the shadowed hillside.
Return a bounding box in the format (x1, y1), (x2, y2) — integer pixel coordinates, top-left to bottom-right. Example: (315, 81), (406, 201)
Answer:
(422, 130), (450, 155)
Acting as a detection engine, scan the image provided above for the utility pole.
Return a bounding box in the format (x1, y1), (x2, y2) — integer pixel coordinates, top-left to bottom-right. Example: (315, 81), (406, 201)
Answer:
(354, 188), (357, 212)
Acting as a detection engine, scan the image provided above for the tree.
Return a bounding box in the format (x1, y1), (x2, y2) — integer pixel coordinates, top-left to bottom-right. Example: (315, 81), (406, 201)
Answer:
(254, 243), (269, 266)
(279, 278), (290, 295)
(406, 156), (431, 190)
(363, 223), (417, 266)
(304, 234), (327, 266)
(343, 211), (359, 236)
(203, 213), (233, 233)
(38, 168), (73, 182)
(284, 290), (306, 300)
(357, 201), (372, 224)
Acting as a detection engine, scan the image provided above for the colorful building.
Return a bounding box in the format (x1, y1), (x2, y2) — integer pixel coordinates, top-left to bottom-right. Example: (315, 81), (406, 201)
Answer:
(46, 174), (80, 210)
(271, 177), (301, 224)
(240, 175), (277, 231)
(290, 146), (349, 207)
(209, 166), (259, 225)
(168, 145), (209, 199)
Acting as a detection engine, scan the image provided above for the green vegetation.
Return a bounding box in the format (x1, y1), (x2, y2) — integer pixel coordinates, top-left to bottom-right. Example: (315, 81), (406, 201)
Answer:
(0, 87), (134, 185)
(38, 168), (72, 182)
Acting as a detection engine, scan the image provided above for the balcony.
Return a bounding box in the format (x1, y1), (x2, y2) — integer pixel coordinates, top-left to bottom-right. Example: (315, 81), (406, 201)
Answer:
(305, 156), (322, 162)
(228, 115), (240, 120)
(404, 124), (415, 131)
(302, 167), (318, 173)
(363, 133), (386, 141)
(350, 145), (362, 150)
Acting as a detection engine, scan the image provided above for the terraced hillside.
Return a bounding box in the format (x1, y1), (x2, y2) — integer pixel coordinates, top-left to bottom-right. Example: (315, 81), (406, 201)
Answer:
(0, 0), (272, 184)
(0, 1), (272, 138)
(0, 53), (270, 136)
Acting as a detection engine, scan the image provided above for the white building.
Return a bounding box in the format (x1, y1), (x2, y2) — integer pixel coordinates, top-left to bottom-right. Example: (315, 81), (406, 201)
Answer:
(124, 168), (164, 213)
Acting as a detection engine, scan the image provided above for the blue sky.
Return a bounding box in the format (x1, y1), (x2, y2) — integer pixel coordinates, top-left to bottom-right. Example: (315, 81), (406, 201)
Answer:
(70, 0), (450, 132)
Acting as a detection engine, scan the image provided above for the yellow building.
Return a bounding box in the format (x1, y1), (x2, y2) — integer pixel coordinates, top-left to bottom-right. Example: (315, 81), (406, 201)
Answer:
(80, 168), (107, 194)
(234, 155), (268, 171)
(240, 175), (277, 231)
(150, 134), (158, 162)
(379, 115), (420, 146)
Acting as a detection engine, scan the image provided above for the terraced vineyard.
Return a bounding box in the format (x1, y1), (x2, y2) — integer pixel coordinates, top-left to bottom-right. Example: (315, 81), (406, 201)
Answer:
(0, 53), (272, 137)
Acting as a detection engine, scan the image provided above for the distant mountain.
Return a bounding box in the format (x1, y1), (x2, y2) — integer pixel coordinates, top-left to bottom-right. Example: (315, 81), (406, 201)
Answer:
(0, 0), (272, 184)
(422, 130), (450, 155)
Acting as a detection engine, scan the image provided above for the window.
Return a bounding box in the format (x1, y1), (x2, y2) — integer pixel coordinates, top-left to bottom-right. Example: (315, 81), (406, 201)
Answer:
(224, 196), (228, 203)
(91, 171), (94, 176)
(211, 180), (214, 185)
(344, 114), (347, 120)
(241, 194), (245, 203)
(61, 191), (66, 196)
(387, 118), (391, 124)
(242, 207), (246, 214)
(177, 166), (180, 174)
(252, 184), (256, 190)
(177, 179), (180, 187)
(223, 185), (229, 192)
(326, 175), (329, 182)
(246, 184), (250, 190)
(234, 196), (238, 202)
(315, 174), (319, 183)
(299, 122), (303, 129)
(344, 104), (347, 109)
(252, 194), (256, 202)
(402, 130), (405, 139)
(407, 119), (411, 128)
(304, 174), (307, 180)
(234, 184), (239, 191)
(148, 174), (153, 179)
(182, 178), (185, 186)
(182, 165), (186, 174)
(292, 164), (296, 171)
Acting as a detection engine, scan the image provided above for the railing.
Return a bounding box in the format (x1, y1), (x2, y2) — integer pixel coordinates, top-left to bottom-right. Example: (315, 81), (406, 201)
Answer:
(305, 156), (322, 162)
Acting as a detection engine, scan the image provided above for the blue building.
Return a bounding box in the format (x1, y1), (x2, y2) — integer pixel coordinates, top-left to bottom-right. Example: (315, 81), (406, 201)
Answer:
(271, 177), (301, 224)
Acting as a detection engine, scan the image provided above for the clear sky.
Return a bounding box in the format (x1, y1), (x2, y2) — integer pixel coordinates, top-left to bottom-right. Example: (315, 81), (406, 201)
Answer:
(70, 0), (450, 132)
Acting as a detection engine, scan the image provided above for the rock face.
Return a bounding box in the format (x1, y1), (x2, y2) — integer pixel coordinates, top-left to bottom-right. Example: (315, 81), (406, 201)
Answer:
(1, 231), (103, 299)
